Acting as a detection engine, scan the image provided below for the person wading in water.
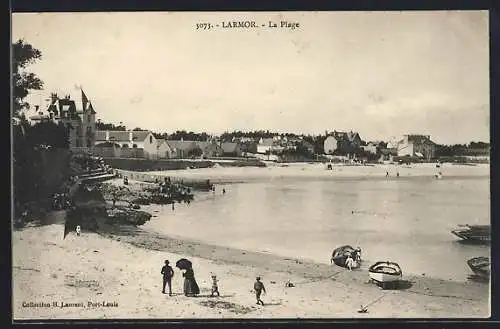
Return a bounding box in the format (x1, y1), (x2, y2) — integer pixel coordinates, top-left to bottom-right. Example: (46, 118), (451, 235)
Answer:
(161, 260), (174, 296)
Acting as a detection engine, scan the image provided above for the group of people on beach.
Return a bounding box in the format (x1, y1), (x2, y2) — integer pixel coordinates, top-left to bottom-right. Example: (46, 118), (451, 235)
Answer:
(160, 259), (267, 305)
(161, 260), (200, 297)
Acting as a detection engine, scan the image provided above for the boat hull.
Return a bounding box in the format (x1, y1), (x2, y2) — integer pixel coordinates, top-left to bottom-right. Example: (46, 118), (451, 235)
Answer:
(467, 257), (490, 278)
(451, 225), (491, 243)
(369, 272), (402, 283)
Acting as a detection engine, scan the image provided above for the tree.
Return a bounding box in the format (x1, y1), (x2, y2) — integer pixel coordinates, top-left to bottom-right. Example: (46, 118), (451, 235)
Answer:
(13, 39), (43, 117)
(95, 119), (127, 131)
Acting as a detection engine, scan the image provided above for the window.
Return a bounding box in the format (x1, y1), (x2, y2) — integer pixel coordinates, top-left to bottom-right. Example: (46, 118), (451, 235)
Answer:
(133, 144), (138, 148)
(150, 136), (153, 144)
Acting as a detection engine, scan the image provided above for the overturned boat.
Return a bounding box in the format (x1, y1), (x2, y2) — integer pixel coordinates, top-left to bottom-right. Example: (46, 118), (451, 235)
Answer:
(467, 257), (490, 279)
(368, 261), (402, 289)
(451, 224), (490, 243)
(330, 245), (361, 268)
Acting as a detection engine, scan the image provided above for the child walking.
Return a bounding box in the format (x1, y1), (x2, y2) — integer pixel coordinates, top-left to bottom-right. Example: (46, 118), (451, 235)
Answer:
(210, 274), (220, 297)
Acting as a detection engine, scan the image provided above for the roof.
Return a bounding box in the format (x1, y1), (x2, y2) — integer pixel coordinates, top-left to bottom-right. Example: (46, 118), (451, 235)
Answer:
(332, 131), (360, 142)
(95, 130), (152, 142)
(166, 140), (199, 151)
(196, 141), (217, 150)
(221, 142), (239, 153)
(156, 138), (165, 146)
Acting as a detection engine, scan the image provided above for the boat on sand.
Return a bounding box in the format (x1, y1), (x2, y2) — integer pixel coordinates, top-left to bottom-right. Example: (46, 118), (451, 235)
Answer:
(467, 257), (490, 279)
(451, 224), (490, 243)
(368, 261), (402, 289)
(330, 245), (361, 268)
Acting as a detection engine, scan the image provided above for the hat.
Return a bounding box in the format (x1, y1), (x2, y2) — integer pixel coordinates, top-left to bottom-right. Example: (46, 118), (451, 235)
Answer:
(256, 276), (261, 280)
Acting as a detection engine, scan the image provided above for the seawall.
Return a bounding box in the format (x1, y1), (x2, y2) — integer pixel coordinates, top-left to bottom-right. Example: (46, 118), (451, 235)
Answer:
(102, 157), (214, 171)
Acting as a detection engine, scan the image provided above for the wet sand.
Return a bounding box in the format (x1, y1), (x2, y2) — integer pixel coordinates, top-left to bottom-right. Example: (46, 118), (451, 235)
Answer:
(13, 222), (489, 319)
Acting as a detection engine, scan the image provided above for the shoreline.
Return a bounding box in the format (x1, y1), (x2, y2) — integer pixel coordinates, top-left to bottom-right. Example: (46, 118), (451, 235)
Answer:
(13, 223), (490, 319)
(138, 163), (489, 185)
(100, 222), (489, 301)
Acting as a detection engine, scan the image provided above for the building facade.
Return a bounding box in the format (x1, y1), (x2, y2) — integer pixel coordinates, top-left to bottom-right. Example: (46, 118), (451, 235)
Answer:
(94, 130), (158, 159)
(29, 89), (97, 149)
(397, 134), (436, 160)
(323, 131), (362, 155)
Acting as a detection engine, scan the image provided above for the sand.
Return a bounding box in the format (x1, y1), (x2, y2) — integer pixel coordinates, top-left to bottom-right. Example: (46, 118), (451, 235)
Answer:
(13, 222), (489, 319)
(142, 163), (489, 184)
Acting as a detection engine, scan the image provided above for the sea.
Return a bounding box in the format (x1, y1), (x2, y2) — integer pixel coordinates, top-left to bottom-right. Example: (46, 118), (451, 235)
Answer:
(141, 163), (490, 282)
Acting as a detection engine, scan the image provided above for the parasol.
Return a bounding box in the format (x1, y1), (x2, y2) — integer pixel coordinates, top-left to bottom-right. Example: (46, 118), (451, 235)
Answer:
(176, 258), (192, 270)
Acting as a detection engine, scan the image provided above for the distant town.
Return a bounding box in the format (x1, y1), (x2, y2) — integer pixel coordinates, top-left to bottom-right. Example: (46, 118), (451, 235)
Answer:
(22, 90), (490, 165)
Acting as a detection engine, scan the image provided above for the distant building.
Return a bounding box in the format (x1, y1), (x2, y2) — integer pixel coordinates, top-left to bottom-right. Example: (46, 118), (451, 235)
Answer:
(257, 138), (276, 154)
(95, 130), (157, 158)
(362, 144), (378, 155)
(397, 134), (436, 160)
(324, 130), (362, 155)
(197, 140), (224, 158)
(166, 140), (200, 159)
(156, 138), (174, 159)
(362, 141), (387, 155)
(221, 142), (242, 157)
(29, 89), (97, 149)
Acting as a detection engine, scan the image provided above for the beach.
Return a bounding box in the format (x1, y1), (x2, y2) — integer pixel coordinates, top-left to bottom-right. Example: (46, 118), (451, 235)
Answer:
(13, 222), (489, 319)
(12, 163), (490, 319)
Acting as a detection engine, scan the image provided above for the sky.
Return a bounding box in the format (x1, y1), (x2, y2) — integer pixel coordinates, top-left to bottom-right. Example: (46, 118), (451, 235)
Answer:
(12, 11), (489, 144)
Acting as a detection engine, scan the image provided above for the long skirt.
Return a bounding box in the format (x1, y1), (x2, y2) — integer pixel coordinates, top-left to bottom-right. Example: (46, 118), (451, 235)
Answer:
(183, 278), (200, 296)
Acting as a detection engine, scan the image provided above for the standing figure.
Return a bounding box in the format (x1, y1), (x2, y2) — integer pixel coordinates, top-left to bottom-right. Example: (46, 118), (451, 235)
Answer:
(210, 275), (220, 297)
(75, 225), (81, 236)
(183, 267), (200, 297)
(161, 260), (174, 296)
(345, 255), (355, 270)
(222, 188), (226, 195)
(254, 276), (266, 306)
(354, 247), (362, 263)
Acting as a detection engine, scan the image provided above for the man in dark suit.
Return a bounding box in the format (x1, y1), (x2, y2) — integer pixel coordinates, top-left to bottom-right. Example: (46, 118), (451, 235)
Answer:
(161, 260), (174, 296)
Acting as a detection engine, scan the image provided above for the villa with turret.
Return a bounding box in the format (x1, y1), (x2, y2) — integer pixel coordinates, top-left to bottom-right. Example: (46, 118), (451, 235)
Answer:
(29, 89), (97, 150)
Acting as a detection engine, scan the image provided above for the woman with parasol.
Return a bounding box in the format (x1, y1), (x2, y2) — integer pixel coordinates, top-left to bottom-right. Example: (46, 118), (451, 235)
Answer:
(176, 259), (200, 297)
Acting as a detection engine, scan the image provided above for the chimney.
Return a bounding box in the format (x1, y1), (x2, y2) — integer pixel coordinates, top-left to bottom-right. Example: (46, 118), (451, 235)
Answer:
(129, 131), (133, 142)
(106, 131), (110, 141)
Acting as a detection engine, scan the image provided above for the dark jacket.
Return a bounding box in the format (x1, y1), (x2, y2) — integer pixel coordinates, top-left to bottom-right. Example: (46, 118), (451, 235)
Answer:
(161, 265), (174, 278)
